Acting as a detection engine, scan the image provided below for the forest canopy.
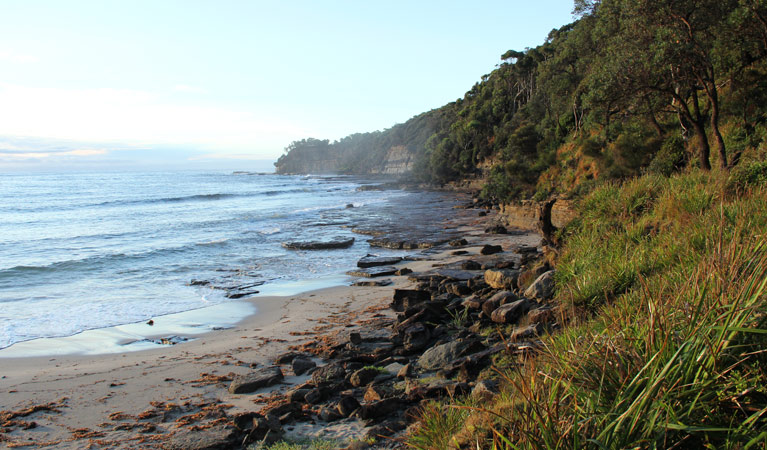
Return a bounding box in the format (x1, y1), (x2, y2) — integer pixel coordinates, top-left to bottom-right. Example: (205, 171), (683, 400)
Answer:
(276, 0), (767, 203)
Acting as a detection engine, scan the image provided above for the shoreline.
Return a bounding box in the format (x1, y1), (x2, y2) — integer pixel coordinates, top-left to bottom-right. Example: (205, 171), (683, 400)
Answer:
(0, 207), (541, 449)
(0, 272), (355, 359)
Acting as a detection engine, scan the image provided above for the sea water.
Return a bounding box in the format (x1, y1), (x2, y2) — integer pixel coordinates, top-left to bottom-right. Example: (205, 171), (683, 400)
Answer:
(0, 171), (460, 351)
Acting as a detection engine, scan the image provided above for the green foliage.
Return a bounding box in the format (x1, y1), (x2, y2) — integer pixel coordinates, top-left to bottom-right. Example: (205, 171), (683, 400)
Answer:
(251, 438), (338, 450)
(727, 160), (767, 191)
(647, 134), (687, 176)
(423, 170), (767, 449)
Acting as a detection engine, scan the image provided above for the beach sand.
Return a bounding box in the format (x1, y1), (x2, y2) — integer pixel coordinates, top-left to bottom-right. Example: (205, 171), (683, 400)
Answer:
(0, 211), (540, 449)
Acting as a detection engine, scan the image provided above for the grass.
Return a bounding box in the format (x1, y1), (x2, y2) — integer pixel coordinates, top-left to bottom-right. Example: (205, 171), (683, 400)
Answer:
(251, 438), (339, 450)
(408, 167), (767, 449)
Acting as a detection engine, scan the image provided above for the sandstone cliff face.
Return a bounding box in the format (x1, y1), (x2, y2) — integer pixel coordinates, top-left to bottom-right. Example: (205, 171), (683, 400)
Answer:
(501, 199), (577, 231)
(370, 146), (414, 175)
(275, 145), (415, 176)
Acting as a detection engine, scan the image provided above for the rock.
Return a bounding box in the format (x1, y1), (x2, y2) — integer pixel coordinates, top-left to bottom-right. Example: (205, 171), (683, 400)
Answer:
(304, 388), (326, 404)
(418, 341), (468, 370)
(164, 426), (237, 450)
(232, 412), (258, 431)
(319, 406), (343, 422)
(365, 419), (407, 441)
(311, 363), (346, 385)
(291, 357), (316, 376)
(228, 367), (284, 394)
(480, 244), (503, 255)
(352, 279), (393, 287)
(346, 266), (399, 278)
(274, 352), (304, 364)
(512, 244), (538, 254)
(391, 289), (430, 312)
(433, 269), (484, 282)
(481, 291), (519, 317)
(484, 269), (520, 290)
(282, 237), (355, 250)
(395, 268), (413, 276)
(263, 402), (303, 423)
(357, 255), (403, 268)
(511, 323), (544, 341)
(528, 306), (557, 324)
(445, 282), (471, 296)
(462, 295), (483, 310)
(524, 270), (556, 300)
(359, 398), (402, 420)
(259, 429), (283, 446)
(461, 260), (482, 270)
(449, 238), (468, 247)
(491, 300), (531, 324)
(253, 415), (281, 433)
(337, 395), (361, 417)
(472, 379), (499, 401)
(383, 362), (405, 376)
(402, 322), (431, 352)
(397, 363), (415, 379)
(349, 367), (380, 387)
(407, 380), (471, 401)
(363, 385), (387, 402)
(286, 388), (311, 402)
(485, 225), (508, 234)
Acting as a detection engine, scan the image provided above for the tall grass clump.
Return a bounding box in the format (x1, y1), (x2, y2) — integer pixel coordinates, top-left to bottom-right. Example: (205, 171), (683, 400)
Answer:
(413, 169), (767, 449)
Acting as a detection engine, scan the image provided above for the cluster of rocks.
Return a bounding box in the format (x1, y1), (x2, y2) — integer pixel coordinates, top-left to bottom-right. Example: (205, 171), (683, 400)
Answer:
(214, 237), (560, 449)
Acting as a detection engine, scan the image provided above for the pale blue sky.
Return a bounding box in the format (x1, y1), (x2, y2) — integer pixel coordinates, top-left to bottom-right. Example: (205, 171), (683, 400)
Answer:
(0, 0), (575, 171)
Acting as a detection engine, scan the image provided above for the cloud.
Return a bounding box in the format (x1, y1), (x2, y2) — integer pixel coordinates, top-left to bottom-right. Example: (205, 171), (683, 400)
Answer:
(0, 50), (38, 64)
(0, 83), (313, 157)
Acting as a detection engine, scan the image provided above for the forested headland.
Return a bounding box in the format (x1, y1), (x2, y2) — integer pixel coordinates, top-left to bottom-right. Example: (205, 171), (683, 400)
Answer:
(276, 0), (767, 202)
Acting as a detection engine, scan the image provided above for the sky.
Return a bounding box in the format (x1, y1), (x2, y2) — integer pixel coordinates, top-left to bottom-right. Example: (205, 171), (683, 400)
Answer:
(0, 0), (576, 172)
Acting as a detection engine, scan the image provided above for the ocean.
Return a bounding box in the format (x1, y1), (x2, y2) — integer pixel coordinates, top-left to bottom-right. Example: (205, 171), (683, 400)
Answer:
(0, 171), (462, 351)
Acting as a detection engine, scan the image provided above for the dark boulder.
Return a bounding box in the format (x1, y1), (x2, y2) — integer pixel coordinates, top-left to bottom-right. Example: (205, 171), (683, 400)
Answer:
(228, 367), (283, 394)
(480, 244), (503, 255)
(282, 237), (355, 250)
(491, 299), (532, 324)
(291, 357), (316, 376)
(357, 255), (403, 268)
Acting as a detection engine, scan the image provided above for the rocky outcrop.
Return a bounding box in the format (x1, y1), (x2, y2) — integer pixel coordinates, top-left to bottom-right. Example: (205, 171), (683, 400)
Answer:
(501, 199), (577, 231)
(370, 146), (415, 175)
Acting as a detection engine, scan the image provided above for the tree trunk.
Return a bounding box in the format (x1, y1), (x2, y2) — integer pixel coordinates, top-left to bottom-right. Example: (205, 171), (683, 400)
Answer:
(708, 86), (728, 169)
(691, 89), (712, 170)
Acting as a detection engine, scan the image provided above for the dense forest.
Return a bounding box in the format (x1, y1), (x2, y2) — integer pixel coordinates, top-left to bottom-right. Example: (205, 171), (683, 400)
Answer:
(276, 0), (767, 203)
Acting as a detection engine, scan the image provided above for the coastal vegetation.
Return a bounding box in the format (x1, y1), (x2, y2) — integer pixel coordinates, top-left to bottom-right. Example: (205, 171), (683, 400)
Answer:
(407, 168), (767, 449)
(276, 0), (767, 202)
(274, 0), (767, 448)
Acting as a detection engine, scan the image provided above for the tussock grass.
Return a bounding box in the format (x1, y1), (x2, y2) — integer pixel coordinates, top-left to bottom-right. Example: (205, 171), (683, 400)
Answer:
(409, 169), (767, 449)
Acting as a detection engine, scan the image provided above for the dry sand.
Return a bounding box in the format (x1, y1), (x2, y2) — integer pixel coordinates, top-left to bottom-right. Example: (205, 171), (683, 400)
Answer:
(0, 212), (539, 449)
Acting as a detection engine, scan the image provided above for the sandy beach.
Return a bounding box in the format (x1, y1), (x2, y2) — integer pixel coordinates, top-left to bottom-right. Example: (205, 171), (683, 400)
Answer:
(0, 209), (540, 449)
